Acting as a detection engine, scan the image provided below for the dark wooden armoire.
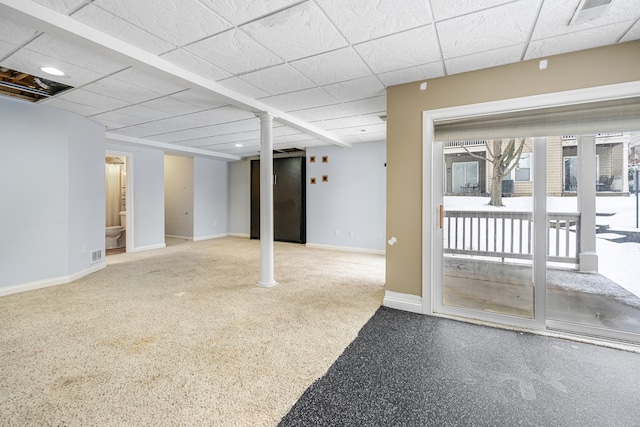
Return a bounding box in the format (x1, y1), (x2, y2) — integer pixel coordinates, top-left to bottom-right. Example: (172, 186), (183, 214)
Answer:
(250, 156), (306, 244)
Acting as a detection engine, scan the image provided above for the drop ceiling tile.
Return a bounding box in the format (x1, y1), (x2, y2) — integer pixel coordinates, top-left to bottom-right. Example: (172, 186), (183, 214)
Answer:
(185, 29), (282, 75)
(355, 131), (386, 143)
(118, 118), (192, 137)
(532, 0), (640, 40)
(55, 88), (130, 110)
(525, 23), (629, 60)
(378, 62), (444, 87)
(0, 16), (39, 47)
(347, 96), (387, 116)
(91, 110), (149, 130)
(40, 97), (105, 116)
(32, 0), (86, 15)
(355, 25), (441, 74)
(290, 48), (372, 86)
(331, 123), (386, 137)
(311, 115), (385, 131)
(239, 64), (316, 96)
(274, 133), (317, 144)
(149, 127), (216, 143)
(292, 104), (359, 122)
(191, 118), (262, 137)
(111, 68), (186, 95)
(0, 40), (18, 58)
(139, 95), (205, 115)
(430, 0), (515, 21)
(72, 5), (175, 55)
(93, 0), (231, 46)
(322, 75), (385, 103)
(445, 44), (524, 75)
(217, 77), (270, 99)
(241, 2), (347, 62)
(2, 48), (103, 87)
(316, 0), (432, 44)
(203, 0), (300, 25)
(170, 89), (230, 109)
(260, 87), (338, 112)
(437, 1), (540, 58)
(160, 49), (231, 81)
(621, 20), (640, 42)
(25, 34), (127, 74)
(114, 104), (174, 121)
(187, 131), (261, 148)
(82, 76), (162, 104)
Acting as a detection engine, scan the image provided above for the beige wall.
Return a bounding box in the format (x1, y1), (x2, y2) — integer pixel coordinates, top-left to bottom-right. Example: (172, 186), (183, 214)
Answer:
(386, 41), (640, 297)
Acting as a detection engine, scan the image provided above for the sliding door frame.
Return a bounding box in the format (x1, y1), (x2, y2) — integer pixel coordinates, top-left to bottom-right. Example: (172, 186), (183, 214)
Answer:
(422, 81), (640, 340)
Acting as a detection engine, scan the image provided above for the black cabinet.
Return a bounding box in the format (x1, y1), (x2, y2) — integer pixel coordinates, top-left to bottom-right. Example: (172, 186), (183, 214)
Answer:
(250, 157), (306, 244)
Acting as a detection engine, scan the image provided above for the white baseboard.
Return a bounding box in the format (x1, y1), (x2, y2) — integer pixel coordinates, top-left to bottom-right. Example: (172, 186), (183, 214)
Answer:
(130, 243), (166, 252)
(383, 290), (423, 314)
(228, 233), (250, 238)
(193, 233), (229, 241)
(305, 243), (385, 255)
(0, 262), (106, 297)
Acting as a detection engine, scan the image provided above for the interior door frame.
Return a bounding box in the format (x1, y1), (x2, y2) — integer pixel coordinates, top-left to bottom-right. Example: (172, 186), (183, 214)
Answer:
(421, 81), (640, 332)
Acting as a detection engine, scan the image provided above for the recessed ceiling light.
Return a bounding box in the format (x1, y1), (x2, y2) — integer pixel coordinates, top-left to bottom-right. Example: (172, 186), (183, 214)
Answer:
(40, 67), (64, 76)
(235, 143), (243, 147)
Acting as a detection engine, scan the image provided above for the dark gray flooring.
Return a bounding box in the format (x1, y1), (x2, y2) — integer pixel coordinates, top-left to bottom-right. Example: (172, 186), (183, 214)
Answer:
(279, 307), (640, 426)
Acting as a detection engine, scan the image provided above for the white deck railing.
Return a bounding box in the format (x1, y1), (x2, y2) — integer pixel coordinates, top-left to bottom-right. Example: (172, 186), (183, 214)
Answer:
(443, 211), (580, 265)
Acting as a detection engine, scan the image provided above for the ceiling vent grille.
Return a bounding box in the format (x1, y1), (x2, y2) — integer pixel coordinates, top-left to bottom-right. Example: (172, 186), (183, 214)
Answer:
(569, 0), (613, 25)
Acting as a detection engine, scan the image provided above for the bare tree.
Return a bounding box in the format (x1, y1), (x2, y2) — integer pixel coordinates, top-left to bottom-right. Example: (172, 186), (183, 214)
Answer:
(462, 138), (527, 207)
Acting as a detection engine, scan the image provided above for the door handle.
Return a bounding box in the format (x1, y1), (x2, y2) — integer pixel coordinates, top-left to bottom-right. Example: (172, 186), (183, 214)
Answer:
(439, 205), (444, 229)
(274, 174), (277, 186)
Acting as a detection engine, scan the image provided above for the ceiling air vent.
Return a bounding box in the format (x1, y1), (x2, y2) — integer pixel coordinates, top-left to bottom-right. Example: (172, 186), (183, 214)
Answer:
(569, 0), (613, 25)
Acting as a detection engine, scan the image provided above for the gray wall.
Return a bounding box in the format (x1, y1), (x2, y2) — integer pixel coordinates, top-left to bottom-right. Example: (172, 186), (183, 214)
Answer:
(164, 155), (194, 239)
(306, 141), (386, 252)
(194, 157), (229, 240)
(229, 160), (251, 236)
(0, 96), (105, 292)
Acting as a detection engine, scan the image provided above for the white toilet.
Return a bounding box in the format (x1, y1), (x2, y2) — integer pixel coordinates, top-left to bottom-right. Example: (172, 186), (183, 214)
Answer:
(105, 211), (126, 249)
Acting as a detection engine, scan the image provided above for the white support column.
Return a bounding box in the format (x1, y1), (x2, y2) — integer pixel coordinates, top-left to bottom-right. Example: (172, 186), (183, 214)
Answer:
(622, 139), (629, 193)
(258, 113), (277, 287)
(578, 135), (598, 273)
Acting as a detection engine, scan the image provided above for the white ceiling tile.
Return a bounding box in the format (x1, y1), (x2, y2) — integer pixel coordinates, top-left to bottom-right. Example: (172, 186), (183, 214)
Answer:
(82, 76), (162, 103)
(430, 0), (515, 21)
(170, 89), (229, 109)
(139, 95), (205, 115)
(194, 118), (262, 136)
(31, 0), (86, 15)
(378, 62), (444, 87)
(93, 0), (231, 46)
(273, 133), (317, 144)
(90, 110), (149, 129)
(2, 48), (102, 87)
(292, 104), (357, 122)
(525, 23), (630, 60)
(0, 16), (39, 47)
(160, 49), (231, 81)
(119, 120), (186, 137)
(316, 0), (432, 44)
(40, 97), (105, 116)
(25, 34), (127, 74)
(202, 0), (300, 25)
(185, 29), (282, 75)
(72, 5), (175, 55)
(55, 88), (129, 110)
(217, 77), (271, 99)
(111, 68), (186, 95)
(445, 44), (524, 75)
(290, 48), (372, 85)
(331, 123), (386, 137)
(354, 132), (386, 143)
(241, 2), (347, 62)
(311, 115), (385, 131)
(187, 130), (261, 148)
(322, 75), (385, 102)
(355, 25), (441, 74)
(437, 1), (540, 58)
(260, 87), (338, 112)
(240, 64), (316, 95)
(114, 104), (174, 121)
(0, 40), (18, 58)
(621, 20), (640, 42)
(532, 0), (640, 40)
(346, 96), (387, 116)
(147, 128), (214, 144)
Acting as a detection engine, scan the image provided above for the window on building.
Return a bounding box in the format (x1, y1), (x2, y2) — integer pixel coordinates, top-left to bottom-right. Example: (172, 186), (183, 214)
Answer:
(513, 152), (531, 182)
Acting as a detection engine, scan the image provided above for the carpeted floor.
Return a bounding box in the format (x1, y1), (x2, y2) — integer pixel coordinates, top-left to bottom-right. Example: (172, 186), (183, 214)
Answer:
(280, 307), (640, 426)
(0, 237), (385, 426)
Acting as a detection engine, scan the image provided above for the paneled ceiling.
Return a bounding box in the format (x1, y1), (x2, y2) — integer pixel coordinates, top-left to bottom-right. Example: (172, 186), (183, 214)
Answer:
(0, 0), (638, 159)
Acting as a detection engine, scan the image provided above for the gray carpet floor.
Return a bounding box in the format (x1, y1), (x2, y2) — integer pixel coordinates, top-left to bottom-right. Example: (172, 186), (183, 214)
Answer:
(279, 307), (640, 426)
